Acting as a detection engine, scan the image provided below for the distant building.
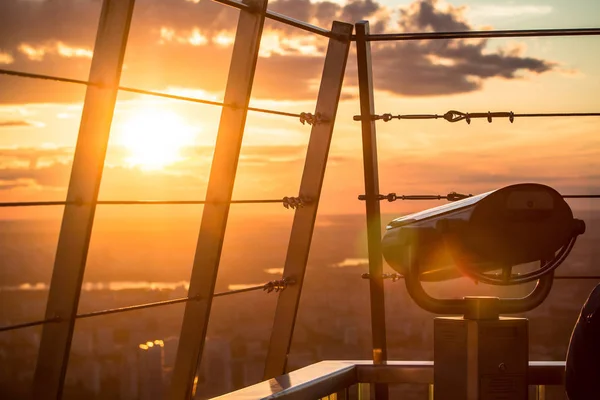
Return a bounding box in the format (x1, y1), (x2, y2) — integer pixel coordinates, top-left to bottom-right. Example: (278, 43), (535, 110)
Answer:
(161, 336), (180, 390)
(196, 337), (233, 398)
(138, 340), (164, 400)
(119, 351), (138, 400)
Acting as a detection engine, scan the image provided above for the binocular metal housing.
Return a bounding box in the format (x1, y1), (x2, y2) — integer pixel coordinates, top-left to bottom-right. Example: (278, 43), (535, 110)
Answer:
(381, 183), (586, 315)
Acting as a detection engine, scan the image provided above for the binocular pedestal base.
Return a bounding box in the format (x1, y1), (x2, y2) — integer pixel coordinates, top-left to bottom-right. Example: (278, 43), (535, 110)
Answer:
(434, 316), (528, 400)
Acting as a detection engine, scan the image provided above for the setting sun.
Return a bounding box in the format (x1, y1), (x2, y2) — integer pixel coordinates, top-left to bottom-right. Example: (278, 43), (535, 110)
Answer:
(118, 108), (196, 170)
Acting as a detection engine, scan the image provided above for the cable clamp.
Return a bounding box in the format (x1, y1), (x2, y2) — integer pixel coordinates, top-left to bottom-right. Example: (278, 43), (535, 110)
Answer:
(446, 192), (473, 202)
(263, 277), (295, 293)
(362, 273), (403, 282)
(383, 193), (397, 202)
(357, 193), (397, 202)
(300, 112), (326, 125)
(282, 196), (310, 209)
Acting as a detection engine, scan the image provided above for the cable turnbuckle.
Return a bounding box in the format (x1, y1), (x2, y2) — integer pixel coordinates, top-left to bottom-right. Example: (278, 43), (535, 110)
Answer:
(263, 277), (295, 293)
(357, 193), (400, 202)
(446, 192), (472, 201)
(354, 110), (519, 124)
(358, 192), (472, 202)
(443, 110), (516, 124)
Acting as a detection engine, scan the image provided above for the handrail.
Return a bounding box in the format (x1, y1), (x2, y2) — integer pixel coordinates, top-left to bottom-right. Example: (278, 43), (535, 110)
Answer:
(213, 361), (357, 400)
(213, 360), (565, 399)
(210, 0), (333, 38)
(362, 27), (600, 41)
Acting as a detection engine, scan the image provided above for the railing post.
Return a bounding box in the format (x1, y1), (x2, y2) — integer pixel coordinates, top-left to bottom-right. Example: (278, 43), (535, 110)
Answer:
(31, 1), (135, 399)
(168, 0), (268, 398)
(263, 21), (353, 379)
(535, 385), (546, 400)
(358, 383), (372, 400)
(355, 20), (389, 400)
(336, 388), (350, 400)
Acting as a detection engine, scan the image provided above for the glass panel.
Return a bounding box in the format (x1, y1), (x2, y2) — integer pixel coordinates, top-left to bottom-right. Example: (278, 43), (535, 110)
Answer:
(0, 22), (88, 393)
(64, 304), (186, 400)
(194, 291), (277, 399)
(289, 213), (373, 371)
(120, 0), (237, 97)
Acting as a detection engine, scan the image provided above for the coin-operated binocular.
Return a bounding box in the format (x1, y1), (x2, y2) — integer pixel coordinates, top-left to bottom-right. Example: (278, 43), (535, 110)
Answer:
(381, 183), (585, 399)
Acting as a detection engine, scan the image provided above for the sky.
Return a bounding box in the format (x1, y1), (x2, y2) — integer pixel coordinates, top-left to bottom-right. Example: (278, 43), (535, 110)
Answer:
(0, 0), (599, 219)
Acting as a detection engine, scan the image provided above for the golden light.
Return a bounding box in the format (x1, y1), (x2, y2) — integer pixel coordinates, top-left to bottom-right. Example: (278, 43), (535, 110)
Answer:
(119, 108), (195, 170)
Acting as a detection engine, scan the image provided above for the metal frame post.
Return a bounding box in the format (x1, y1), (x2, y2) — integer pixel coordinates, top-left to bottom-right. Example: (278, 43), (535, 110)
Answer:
(32, 1), (136, 398)
(168, 0), (268, 398)
(263, 21), (353, 379)
(355, 20), (389, 400)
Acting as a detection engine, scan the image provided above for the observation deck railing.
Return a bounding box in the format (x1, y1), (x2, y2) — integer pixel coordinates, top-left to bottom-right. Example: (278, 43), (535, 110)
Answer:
(1, 0), (600, 399)
(214, 360), (564, 400)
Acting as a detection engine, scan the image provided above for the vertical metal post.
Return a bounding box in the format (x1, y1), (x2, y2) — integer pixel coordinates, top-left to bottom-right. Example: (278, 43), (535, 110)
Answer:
(32, 1), (135, 399)
(263, 21), (353, 379)
(535, 385), (546, 400)
(168, 1), (268, 398)
(355, 20), (389, 400)
(336, 388), (350, 400)
(358, 383), (372, 400)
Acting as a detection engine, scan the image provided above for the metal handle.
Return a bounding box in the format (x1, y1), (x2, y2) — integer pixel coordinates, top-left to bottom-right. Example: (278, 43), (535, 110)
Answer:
(403, 247), (554, 316)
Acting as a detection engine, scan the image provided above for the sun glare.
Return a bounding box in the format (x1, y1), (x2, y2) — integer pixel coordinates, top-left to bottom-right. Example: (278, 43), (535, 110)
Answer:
(119, 108), (195, 170)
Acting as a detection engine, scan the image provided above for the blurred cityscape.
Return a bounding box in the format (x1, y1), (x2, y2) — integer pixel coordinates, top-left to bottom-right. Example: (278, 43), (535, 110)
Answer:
(0, 211), (598, 399)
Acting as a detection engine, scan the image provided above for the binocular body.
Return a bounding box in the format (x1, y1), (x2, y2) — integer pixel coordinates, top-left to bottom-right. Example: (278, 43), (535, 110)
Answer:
(382, 183), (584, 281)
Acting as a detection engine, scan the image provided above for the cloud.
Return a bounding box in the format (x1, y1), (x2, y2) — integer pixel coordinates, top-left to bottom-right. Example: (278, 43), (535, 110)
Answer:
(0, 144), (311, 194)
(0, 120), (33, 127)
(468, 5), (553, 19)
(0, 0), (557, 104)
(17, 41), (93, 61)
(0, 162), (71, 190)
(0, 51), (14, 65)
(347, 0), (555, 96)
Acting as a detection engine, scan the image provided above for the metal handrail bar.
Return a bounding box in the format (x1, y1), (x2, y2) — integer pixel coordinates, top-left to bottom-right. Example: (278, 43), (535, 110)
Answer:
(210, 0), (333, 38)
(213, 360), (566, 399)
(266, 9), (332, 38)
(361, 27), (600, 41)
(213, 361), (357, 400)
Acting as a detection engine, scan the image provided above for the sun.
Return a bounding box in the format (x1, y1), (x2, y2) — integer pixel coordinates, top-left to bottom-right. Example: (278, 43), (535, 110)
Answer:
(118, 108), (195, 170)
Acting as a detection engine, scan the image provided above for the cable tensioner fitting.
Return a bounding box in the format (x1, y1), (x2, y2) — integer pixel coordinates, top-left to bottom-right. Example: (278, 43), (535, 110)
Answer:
(358, 192), (472, 202)
(282, 196), (310, 209)
(300, 112), (327, 125)
(362, 273), (403, 282)
(263, 277), (295, 293)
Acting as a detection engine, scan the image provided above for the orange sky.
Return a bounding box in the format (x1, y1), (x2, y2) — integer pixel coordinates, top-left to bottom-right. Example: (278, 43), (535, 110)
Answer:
(0, 0), (599, 219)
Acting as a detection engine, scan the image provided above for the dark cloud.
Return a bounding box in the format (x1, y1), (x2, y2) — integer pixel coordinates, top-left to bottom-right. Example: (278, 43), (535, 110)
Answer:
(0, 181), (30, 190)
(400, 0), (469, 32)
(313, 1), (342, 28)
(0, 0), (557, 104)
(0, 146), (72, 168)
(0, 162), (71, 189)
(339, 0), (380, 23)
(356, 0), (555, 96)
(0, 120), (32, 127)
